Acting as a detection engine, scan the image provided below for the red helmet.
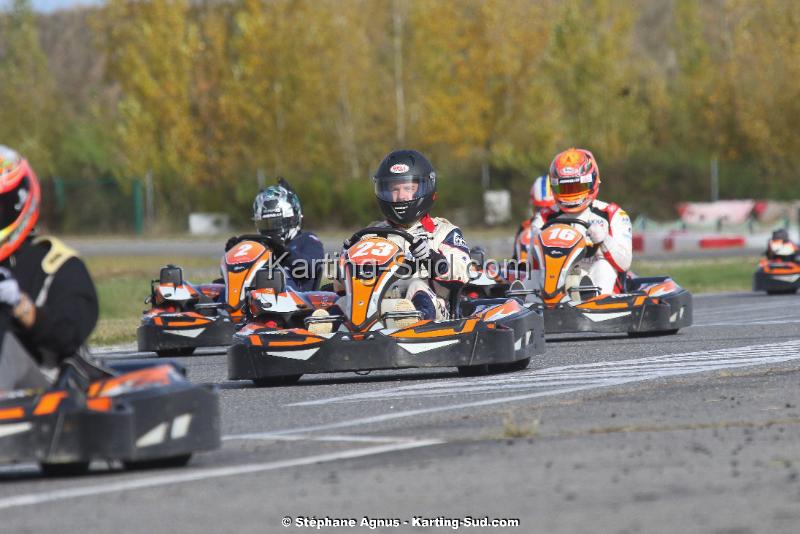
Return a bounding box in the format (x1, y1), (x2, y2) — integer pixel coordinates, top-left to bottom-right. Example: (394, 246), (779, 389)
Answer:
(530, 175), (555, 209)
(0, 146), (41, 261)
(549, 148), (600, 213)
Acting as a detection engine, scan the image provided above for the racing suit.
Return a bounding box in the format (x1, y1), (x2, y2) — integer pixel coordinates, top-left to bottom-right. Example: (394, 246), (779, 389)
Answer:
(226, 231), (325, 291)
(530, 200), (633, 295)
(513, 218), (533, 263)
(0, 236), (98, 390)
(369, 215), (472, 320)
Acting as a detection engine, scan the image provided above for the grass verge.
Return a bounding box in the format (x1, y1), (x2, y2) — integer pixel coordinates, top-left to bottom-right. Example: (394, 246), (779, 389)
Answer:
(632, 256), (758, 294)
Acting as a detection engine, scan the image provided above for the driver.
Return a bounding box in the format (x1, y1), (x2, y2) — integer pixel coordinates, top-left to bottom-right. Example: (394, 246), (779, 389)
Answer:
(225, 178), (324, 291)
(765, 228), (799, 263)
(0, 146), (99, 391)
(530, 147), (632, 295)
(342, 149), (472, 321)
(513, 175), (555, 263)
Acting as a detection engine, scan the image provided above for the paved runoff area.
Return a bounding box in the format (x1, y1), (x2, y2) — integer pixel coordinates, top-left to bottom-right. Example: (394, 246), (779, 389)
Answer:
(2, 292), (800, 533)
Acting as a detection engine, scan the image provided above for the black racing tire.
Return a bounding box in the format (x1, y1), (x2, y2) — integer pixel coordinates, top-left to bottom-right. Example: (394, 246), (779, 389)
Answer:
(124, 454), (192, 470)
(252, 374), (303, 387)
(457, 364), (490, 377)
(766, 289), (797, 295)
(156, 347), (196, 357)
(628, 329), (679, 338)
(40, 461), (90, 477)
(488, 357), (531, 374)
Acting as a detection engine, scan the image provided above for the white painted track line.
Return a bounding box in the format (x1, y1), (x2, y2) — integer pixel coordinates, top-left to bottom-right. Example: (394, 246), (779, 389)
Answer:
(0, 439), (442, 511)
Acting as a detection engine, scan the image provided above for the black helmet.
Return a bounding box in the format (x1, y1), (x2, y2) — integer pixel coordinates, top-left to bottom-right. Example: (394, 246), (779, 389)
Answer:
(772, 228), (790, 241)
(252, 178), (302, 244)
(373, 149), (436, 226)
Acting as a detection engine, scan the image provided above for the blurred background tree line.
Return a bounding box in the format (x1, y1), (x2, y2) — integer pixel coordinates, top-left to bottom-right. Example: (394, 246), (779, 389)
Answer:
(0, 0), (798, 233)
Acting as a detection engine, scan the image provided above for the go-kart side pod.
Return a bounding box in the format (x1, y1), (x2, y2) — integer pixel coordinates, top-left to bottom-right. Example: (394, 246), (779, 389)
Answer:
(0, 363), (220, 475)
(753, 259), (800, 294)
(227, 299), (544, 384)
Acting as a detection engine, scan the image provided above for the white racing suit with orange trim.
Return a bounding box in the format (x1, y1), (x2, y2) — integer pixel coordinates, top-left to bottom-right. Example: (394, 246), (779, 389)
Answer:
(530, 200), (633, 295)
(371, 215), (472, 320)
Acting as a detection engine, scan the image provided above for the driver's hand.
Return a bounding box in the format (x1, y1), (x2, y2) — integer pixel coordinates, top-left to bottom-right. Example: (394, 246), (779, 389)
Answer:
(410, 237), (431, 260)
(0, 267), (21, 306)
(587, 222), (608, 244)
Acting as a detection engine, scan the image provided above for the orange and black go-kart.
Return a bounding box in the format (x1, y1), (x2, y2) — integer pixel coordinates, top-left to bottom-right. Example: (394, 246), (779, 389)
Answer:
(138, 236), (281, 357)
(0, 352), (220, 476)
(227, 227), (545, 386)
(530, 218), (692, 335)
(753, 256), (800, 295)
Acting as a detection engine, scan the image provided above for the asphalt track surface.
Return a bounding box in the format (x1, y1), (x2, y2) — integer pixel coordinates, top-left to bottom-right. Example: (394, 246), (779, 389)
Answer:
(2, 292), (800, 534)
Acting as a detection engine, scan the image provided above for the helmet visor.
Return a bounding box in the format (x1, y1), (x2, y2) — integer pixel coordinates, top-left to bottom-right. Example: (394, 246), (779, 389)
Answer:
(551, 174), (594, 197)
(374, 175), (434, 203)
(254, 216), (285, 233)
(0, 175), (31, 229)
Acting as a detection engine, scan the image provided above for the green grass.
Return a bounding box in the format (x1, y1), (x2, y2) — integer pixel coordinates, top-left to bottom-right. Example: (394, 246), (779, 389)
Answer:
(87, 256), (219, 346)
(632, 256), (758, 294)
(87, 254), (759, 345)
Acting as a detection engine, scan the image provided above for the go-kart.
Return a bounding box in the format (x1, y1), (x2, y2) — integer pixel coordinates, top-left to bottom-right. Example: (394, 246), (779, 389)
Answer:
(523, 218), (692, 335)
(753, 257), (800, 294)
(227, 227), (545, 386)
(0, 354), (220, 476)
(138, 236), (277, 356)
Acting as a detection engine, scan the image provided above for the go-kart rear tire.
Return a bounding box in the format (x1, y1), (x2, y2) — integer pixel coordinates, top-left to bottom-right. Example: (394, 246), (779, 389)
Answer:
(252, 374), (303, 387)
(156, 347), (196, 357)
(124, 454), (192, 470)
(40, 461), (90, 477)
(457, 364), (490, 377)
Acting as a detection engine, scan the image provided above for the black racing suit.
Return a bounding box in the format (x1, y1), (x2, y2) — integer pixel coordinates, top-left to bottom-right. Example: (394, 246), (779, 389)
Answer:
(0, 236), (98, 385)
(226, 231), (325, 291)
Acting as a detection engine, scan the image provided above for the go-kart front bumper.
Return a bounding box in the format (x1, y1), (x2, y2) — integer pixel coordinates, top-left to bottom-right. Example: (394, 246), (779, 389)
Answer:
(228, 310), (544, 381)
(539, 290), (692, 334)
(137, 313), (236, 353)
(0, 376), (220, 466)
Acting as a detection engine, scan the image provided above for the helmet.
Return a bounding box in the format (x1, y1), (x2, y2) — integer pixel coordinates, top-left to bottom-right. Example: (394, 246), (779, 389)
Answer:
(373, 149), (436, 226)
(771, 228), (790, 242)
(0, 146), (40, 262)
(549, 148), (600, 213)
(251, 178), (302, 244)
(530, 175), (555, 209)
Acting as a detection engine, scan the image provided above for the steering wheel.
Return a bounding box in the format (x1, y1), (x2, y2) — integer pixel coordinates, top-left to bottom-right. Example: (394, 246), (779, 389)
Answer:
(540, 217), (590, 230)
(539, 217), (595, 248)
(345, 226), (420, 276)
(346, 227), (416, 248)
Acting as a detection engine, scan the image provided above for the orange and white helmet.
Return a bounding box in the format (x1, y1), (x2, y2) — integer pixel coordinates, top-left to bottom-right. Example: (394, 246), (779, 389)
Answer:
(530, 175), (555, 209)
(548, 148), (600, 213)
(0, 146), (40, 261)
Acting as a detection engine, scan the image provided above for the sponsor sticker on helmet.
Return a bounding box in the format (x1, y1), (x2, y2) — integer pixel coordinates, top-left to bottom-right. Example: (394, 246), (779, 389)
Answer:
(390, 164), (410, 174)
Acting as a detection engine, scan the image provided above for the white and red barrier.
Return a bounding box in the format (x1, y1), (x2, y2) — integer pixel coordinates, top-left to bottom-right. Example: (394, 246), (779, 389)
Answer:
(633, 231), (758, 255)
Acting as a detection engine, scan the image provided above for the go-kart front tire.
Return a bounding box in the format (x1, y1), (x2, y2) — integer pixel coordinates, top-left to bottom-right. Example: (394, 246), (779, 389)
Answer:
(124, 454), (192, 470)
(767, 289), (797, 295)
(252, 374), (303, 387)
(457, 364), (490, 377)
(39, 461), (90, 477)
(488, 357), (531, 374)
(157, 347), (196, 357)
(627, 328), (679, 338)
